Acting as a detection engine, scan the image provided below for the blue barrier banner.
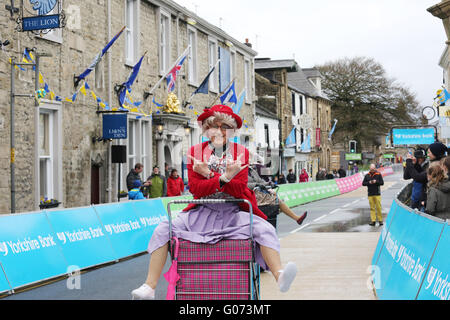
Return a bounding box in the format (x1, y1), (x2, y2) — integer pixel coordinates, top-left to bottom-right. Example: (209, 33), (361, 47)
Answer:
(0, 212), (68, 289)
(375, 205), (445, 300)
(417, 223), (450, 300)
(130, 199), (169, 234)
(372, 199), (399, 267)
(0, 263), (11, 293)
(93, 201), (153, 257)
(45, 207), (117, 269)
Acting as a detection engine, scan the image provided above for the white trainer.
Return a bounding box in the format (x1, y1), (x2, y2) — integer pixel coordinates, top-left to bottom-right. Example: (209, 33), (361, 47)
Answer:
(277, 261), (298, 292)
(131, 283), (155, 300)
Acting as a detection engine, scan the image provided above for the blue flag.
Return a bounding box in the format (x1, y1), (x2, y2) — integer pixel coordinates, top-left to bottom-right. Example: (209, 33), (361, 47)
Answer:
(328, 119), (338, 140)
(75, 26), (125, 86)
(119, 53), (145, 107)
(301, 134), (311, 152)
(285, 127), (296, 147)
(194, 66), (215, 95)
(232, 91), (246, 115)
(220, 81), (237, 105)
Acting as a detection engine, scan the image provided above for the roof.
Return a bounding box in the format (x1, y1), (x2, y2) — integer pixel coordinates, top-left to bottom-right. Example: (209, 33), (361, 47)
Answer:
(287, 68), (329, 100)
(302, 68), (322, 79)
(255, 104), (279, 120)
(254, 58), (298, 72)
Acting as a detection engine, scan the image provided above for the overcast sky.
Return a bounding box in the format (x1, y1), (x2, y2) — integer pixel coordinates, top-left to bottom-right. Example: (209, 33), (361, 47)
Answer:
(176, 0), (447, 109)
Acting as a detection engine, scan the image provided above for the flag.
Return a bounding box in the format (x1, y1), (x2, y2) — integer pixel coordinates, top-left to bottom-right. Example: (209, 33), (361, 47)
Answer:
(74, 26), (125, 87)
(166, 53), (188, 92)
(152, 97), (164, 108)
(193, 66), (215, 95)
(232, 91), (246, 114)
(119, 53), (145, 107)
(285, 127), (296, 148)
(80, 83), (87, 96)
(328, 119), (338, 141)
(220, 81), (237, 105)
(22, 48), (35, 70)
(301, 134), (311, 152)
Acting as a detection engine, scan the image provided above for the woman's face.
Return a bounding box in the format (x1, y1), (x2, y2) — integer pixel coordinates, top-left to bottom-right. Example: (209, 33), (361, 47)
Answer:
(207, 121), (234, 146)
(428, 149), (435, 160)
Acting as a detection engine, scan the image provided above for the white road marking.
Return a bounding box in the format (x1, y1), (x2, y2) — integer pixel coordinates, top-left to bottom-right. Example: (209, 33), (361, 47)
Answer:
(290, 223), (311, 234)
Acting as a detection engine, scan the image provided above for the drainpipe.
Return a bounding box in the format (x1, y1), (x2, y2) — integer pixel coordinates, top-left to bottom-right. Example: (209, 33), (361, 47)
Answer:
(106, 0), (112, 203)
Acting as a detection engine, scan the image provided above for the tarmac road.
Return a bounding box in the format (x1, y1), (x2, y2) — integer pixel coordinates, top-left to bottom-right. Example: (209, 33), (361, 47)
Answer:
(2, 172), (407, 300)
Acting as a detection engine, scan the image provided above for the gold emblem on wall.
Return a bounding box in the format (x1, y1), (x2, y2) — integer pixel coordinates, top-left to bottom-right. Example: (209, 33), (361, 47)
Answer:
(163, 93), (185, 114)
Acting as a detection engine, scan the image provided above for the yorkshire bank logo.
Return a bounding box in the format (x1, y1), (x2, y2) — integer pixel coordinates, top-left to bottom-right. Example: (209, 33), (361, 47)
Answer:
(0, 242), (8, 257)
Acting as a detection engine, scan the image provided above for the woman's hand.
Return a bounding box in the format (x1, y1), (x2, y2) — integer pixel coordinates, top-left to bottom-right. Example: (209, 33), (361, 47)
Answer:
(223, 153), (248, 182)
(188, 155), (211, 178)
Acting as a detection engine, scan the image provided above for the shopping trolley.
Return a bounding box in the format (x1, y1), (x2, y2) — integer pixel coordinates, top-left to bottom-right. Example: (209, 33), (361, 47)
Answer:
(166, 199), (261, 300)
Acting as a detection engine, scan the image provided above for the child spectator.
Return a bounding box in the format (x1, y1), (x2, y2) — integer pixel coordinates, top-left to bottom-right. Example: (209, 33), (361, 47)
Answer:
(128, 180), (145, 200)
(167, 169), (184, 197)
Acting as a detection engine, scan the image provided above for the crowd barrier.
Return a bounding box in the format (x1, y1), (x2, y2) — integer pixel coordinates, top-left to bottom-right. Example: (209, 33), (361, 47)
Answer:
(371, 184), (449, 300)
(0, 168), (395, 295)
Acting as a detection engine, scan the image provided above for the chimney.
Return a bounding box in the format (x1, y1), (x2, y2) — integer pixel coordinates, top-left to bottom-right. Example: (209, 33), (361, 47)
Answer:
(244, 38), (252, 48)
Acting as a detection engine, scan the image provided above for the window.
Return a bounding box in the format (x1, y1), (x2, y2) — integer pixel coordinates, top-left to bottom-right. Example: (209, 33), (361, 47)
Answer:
(39, 112), (53, 200)
(187, 27), (197, 85)
(125, 0), (139, 65)
(244, 58), (251, 103)
(126, 117), (151, 181)
(230, 50), (236, 83)
(299, 95), (304, 114)
(264, 124), (269, 148)
(208, 38), (218, 92)
(159, 9), (171, 74)
(292, 93), (296, 115)
(141, 121), (150, 178)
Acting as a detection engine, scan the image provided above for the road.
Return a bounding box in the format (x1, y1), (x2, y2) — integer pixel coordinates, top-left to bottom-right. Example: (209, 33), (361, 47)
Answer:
(2, 172), (408, 300)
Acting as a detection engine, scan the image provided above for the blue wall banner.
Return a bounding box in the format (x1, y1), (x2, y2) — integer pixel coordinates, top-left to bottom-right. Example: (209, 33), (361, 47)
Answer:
(392, 128), (435, 146)
(371, 199), (399, 267)
(416, 222), (450, 300)
(0, 263), (11, 293)
(93, 201), (152, 257)
(45, 207), (117, 269)
(0, 212), (68, 289)
(374, 205), (444, 300)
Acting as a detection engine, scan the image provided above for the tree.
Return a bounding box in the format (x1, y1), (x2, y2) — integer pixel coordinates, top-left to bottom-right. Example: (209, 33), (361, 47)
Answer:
(317, 57), (420, 147)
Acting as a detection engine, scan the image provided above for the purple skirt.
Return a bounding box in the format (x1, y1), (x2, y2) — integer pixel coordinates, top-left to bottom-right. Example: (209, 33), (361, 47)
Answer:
(147, 203), (280, 270)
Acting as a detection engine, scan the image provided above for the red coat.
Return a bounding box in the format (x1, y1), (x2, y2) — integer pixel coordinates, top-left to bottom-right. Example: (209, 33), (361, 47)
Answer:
(183, 141), (267, 220)
(167, 176), (184, 197)
(299, 170), (309, 183)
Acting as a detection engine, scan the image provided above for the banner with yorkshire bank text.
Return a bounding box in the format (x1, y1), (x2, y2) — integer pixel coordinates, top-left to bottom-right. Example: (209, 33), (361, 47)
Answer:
(93, 199), (168, 256)
(0, 212), (68, 289)
(417, 222), (450, 300)
(392, 128), (435, 146)
(45, 207), (117, 269)
(374, 205), (444, 300)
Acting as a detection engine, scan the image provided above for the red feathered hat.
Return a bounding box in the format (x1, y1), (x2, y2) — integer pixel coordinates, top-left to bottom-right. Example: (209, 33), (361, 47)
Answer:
(197, 104), (242, 129)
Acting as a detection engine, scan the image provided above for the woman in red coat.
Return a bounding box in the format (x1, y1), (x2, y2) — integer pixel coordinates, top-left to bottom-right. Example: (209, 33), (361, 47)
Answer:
(299, 169), (309, 183)
(131, 105), (297, 299)
(166, 169), (184, 197)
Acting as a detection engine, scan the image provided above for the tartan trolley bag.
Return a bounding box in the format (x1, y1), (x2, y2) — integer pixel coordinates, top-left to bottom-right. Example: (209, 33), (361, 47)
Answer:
(166, 199), (261, 300)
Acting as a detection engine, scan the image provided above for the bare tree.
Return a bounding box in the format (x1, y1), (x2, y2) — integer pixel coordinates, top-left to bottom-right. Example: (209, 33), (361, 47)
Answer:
(318, 57), (421, 148)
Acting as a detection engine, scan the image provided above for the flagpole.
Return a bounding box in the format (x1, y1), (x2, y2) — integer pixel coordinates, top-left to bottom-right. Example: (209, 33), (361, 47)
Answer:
(184, 59), (221, 108)
(148, 45), (190, 96)
(209, 76), (236, 108)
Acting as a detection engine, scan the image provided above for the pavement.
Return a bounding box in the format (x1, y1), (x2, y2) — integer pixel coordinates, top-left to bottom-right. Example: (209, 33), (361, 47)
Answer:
(2, 172), (407, 300)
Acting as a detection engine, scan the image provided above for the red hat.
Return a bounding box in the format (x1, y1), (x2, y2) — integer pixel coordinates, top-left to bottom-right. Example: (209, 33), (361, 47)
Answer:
(197, 104), (242, 129)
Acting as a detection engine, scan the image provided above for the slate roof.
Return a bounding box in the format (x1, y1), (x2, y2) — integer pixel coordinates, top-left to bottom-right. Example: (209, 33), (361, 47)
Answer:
(255, 104), (279, 120)
(254, 58), (298, 72)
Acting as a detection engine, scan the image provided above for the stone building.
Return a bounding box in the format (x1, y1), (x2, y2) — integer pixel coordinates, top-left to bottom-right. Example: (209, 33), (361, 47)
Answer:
(0, 0), (256, 213)
(255, 58), (333, 180)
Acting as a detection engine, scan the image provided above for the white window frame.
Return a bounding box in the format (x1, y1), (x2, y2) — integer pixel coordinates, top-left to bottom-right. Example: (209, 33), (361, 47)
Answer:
(36, 101), (62, 207)
(125, 0), (140, 66)
(208, 37), (218, 93)
(244, 57), (251, 104)
(128, 119), (138, 170)
(158, 8), (171, 75)
(39, 111), (54, 200)
(140, 120), (151, 178)
(187, 26), (198, 86)
(230, 49), (236, 84)
(126, 116), (151, 183)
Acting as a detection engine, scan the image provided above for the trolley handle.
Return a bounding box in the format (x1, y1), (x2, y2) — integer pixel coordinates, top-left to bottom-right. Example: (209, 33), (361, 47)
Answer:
(167, 198), (254, 241)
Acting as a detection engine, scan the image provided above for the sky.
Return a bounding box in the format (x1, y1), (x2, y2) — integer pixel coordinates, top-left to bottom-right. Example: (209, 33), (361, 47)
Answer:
(175, 0), (447, 109)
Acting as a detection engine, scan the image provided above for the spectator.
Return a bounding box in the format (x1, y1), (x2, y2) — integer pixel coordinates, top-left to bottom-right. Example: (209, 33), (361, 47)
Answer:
(403, 148), (429, 211)
(299, 169), (309, 183)
(316, 168), (326, 181)
(353, 164), (359, 173)
(126, 163), (150, 191)
(167, 169), (184, 197)
(425, 165), (450, 220)
(326, 171), (334, 179)
(278, 174), (287, 184)
(286, 169), (296, 183)
(441, 156), (450, 179)
(146, 166), (167, 198)
(362, 164), (384, 226)
(164, 162), (170, 179)
(333, 169), (339, 178)
(338, 166), (346, 178)
(272, 176), (279, 185)
(128, 180), (145, 200)
(428, 142), (448, 163)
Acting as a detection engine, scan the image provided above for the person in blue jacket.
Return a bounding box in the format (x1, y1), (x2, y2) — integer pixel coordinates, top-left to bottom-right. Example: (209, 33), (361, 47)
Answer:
(128, 180), (145, 200)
